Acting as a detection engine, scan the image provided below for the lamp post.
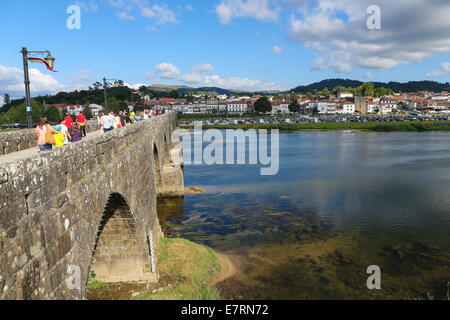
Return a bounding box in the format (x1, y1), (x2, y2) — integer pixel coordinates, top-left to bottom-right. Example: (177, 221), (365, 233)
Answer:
(103, 77), (117, 111)
(21, 47), (56, 128)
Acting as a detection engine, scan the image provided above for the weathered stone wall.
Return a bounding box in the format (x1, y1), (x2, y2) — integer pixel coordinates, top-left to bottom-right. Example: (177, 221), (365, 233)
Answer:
(0, 120), (98, 155)
(0, 113), (179, 300)
(90, 193), (156, 283)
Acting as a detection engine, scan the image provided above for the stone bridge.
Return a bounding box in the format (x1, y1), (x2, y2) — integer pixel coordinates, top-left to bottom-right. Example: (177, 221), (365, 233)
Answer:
(0, 113), (184, 300)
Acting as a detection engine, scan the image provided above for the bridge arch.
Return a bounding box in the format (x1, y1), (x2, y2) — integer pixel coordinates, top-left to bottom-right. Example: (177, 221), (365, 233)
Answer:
(87, 191), (155, 290)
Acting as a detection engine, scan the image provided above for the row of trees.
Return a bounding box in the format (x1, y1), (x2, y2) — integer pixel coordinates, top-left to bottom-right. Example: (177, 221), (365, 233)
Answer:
(309, 83), (395, 98)
(253, 97), (310, 114)
(0, 99), (96, 125)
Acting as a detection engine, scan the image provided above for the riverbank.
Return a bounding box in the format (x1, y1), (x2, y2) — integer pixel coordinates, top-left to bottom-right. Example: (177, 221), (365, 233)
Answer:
(181, 121), (450, 132)
(86, 237), (232, 300)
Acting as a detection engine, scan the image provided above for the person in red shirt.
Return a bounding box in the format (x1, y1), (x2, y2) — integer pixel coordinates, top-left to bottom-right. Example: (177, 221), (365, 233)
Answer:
(64, 113), (73, 134)
(76, 113), (87, 137)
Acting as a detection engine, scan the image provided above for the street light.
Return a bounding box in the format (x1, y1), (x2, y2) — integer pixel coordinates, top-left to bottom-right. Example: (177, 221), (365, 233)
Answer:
(21, 47), (57, 128)
(103, 77), (117, 111)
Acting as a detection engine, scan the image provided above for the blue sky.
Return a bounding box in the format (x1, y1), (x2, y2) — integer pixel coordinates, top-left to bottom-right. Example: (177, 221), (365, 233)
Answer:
(0, 0), (449, 100)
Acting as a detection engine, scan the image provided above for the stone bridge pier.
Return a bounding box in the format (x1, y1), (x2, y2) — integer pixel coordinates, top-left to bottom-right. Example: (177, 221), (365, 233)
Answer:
(0, 113), (184, 300)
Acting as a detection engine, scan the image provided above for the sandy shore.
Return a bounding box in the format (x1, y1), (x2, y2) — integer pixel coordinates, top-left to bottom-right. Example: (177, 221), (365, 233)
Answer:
(184, 186), (206, 195)
(210, 251), (243, 286)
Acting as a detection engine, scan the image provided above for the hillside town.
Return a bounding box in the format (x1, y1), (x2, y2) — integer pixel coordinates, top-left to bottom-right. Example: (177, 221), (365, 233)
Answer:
(49, 90), (450, 117)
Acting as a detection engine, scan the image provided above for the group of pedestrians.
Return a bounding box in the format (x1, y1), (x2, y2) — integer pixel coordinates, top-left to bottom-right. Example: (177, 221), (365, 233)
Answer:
(36, 109), (167, 152)
(35, 112), (86, 152)
(97, 109), (162, 133)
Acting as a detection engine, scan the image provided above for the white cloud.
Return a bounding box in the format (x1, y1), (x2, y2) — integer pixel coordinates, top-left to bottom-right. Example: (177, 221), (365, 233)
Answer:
(139, 3), (179, 24)
(216, 0), (281, 24)
(67, 69), (94, 84)
(191, 63), (214, 73)
(75, 1), (98, 12)
(0, 65), (92, 98)
(363, 71), (374, 79)
(287, 0), (450, 73)
(145, 62), (283, 91)
(273, 46), (282, 54)
(146, 25), (159, 32)
(146, 63), (181, 80)
(117, 11), (136, 20)
(310, 57), (328, 71)
(107, 0), (178, 24)
(426, 62), (450, 77)
(124, 82), (146, 90)
(0, 96), (4, 107)
(185, 4), (194, 11)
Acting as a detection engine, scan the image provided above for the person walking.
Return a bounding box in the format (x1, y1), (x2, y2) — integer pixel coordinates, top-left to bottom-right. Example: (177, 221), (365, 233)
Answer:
(97, 112), (104, 134)
(35, 116), (57, 152)
(53, 125), (66, 148)
(119, 111), (127, 128)
(71, 123), (82, 142)
(76, 112), (87, 137)
(64, 112), (74, 135)
(113, 113), (121, 129)
(101, 112), (113, 132)
(59, 119), (71, 145)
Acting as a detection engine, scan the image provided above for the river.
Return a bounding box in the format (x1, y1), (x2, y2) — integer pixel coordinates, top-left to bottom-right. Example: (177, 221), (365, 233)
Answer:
(158, 130), (450, 300)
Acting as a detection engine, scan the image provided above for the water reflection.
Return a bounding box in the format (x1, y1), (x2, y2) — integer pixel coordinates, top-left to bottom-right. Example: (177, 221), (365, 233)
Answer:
(158, 131), (450, 300)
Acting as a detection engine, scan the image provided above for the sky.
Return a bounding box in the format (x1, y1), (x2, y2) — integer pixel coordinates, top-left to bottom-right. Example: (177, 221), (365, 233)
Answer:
(0, 0), (449, 101)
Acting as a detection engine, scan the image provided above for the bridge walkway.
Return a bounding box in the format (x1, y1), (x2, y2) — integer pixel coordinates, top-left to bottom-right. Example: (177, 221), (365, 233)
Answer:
(0, 129), (101, 166)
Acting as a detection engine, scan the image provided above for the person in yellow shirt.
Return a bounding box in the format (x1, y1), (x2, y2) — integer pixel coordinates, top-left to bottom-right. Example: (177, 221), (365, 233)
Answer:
(53, 125), (66, 148)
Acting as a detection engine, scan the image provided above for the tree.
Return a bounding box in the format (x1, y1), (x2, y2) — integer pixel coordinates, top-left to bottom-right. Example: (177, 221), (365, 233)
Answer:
(3, 94), (10, 105)
(119, 100), (129, 113)
(84, 104), (93, 120)
(254, 97), (272, 114)
(43, 105), (61, 123)
(168, 90), (179, 99)
(106, 97), (120, 114)
(134, 99), (145, 112)
(361, 82), (374, 97)
(319, 87), (330, 97)
(275, 94), (285, 101)
(93, 82), (103, 90)
(288, 100), (301, 113)
(305, 92), (314, 100)
(3, 99), (42, 124)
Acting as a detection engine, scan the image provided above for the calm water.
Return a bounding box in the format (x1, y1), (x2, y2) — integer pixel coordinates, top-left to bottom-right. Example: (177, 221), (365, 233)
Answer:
(158, 131), (450, 300)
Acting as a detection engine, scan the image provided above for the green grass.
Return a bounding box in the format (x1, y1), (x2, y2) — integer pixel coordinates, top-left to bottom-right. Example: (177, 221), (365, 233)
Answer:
(133, 237), (222, 300)
(0, 129), (19, 133)
(87, 279), (114, 290)
(181, 121), (450, 132)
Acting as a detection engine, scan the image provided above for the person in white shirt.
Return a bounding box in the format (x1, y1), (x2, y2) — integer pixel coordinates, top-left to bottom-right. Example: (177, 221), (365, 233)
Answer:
(101, 112), (114, 132)
(59, 119), (71, 144)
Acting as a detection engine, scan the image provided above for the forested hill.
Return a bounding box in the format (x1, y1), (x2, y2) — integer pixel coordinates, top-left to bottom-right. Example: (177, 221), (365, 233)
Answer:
(291, 79), (450, 94)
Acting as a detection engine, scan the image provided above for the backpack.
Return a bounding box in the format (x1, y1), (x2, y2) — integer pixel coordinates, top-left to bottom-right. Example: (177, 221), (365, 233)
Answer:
(45, 125), (55, 145)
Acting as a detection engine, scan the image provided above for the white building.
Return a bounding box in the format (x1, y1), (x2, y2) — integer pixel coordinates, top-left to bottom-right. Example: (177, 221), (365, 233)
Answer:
(227, 101), (247, 114)
(338, 92), (354, 99)
(379, 97), (398, 114)
(89, 104), (103, 116)
(207, 99), (219, 113)
(367, 103), (379, 114)
(337, 102), (355, 114)
(313, 101), (336, 114)
(272, 102), (289, 114)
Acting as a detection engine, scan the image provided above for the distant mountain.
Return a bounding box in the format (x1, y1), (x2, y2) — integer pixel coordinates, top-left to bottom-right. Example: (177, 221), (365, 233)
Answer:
(291, 79), (450, 94)
(147, 84), (252, 95)
(149, 84), (193, 92)
(176, 86), (252, 96)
